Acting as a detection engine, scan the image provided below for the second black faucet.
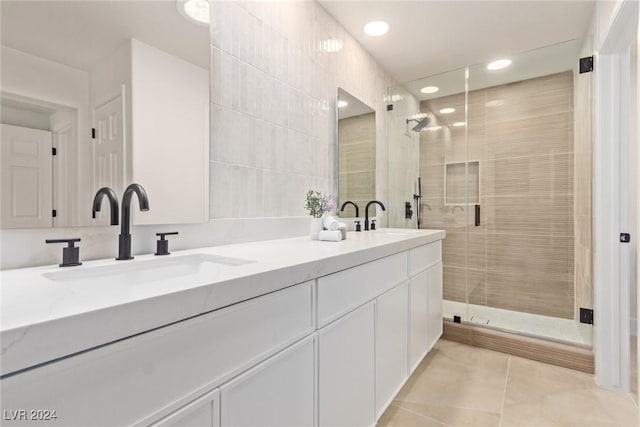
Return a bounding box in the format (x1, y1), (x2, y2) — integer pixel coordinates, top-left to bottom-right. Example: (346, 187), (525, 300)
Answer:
(365, 200), (385, 231)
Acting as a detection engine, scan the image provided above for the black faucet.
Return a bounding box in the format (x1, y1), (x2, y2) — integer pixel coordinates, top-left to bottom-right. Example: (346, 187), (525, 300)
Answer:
(117, 183), (149, 260)
(92, 187), (119, 225)
(340, 200), (360, 218)
(364, 200), (386, 231)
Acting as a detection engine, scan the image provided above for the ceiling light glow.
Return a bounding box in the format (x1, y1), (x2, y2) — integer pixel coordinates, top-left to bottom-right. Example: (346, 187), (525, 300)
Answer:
(321, 39), (343, 53)
(337, 100), (348, 108)
(177, 0), (210, 25)
(364, 21), (389, 37)
(420, 86), (439, 94)
(487, 59), (512, 71)
(485, 99), (505, 108)
(439, 108), (455, 114)
(453, 122), (466, 127)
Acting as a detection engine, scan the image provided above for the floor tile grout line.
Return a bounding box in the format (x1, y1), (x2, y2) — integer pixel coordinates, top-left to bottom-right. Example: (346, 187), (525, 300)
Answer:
(499, 355), (511, 427)
(627, 392), (639, 409)
(389, 403), (449, 426)
(394, 397), (502, 416)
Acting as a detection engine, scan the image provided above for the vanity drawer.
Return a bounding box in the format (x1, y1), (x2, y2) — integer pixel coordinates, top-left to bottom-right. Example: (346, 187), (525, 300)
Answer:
(409, 241), (441, 276)
(317, 252), (408, 327)
(0, 281), (314, 427)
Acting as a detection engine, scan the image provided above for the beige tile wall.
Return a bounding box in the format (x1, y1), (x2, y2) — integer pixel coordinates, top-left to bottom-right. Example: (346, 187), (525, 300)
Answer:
(420, 71), (576, 319)
(338, 113), (376, 217)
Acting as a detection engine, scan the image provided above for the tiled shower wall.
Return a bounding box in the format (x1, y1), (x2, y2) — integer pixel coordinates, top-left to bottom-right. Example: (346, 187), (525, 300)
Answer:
(421, 71), (576, 319)
(209, 1), (397, 219)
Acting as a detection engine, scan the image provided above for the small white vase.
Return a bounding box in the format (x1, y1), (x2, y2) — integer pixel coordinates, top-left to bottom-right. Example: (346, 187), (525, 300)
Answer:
(309, 217), (324, 240)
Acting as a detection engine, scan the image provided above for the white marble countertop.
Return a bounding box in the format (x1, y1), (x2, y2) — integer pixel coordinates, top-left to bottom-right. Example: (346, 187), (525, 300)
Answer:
(1, 228), (444, 377)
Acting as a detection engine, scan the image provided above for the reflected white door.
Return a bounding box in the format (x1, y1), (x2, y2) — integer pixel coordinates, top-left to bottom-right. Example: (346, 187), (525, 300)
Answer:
(1, 124), (53, 228)
(93, 95), (124, 189)
(93, 94), (124, 225)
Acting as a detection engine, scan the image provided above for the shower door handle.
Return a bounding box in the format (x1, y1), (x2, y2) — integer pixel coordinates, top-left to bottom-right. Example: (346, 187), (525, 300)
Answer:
(474, 204), (480, 226)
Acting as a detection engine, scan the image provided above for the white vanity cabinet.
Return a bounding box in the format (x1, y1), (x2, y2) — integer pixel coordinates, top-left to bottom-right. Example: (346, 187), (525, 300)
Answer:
(151, 389), (220, 427)
(375, 281), (409, 417)
(315, 240), (443, 425)
(427, 262), (444, 350)
(318, 301), (376, 427)
(220, 335), (316, 427)
(0, 236), (444, 427)
(0, 282), (314, 427)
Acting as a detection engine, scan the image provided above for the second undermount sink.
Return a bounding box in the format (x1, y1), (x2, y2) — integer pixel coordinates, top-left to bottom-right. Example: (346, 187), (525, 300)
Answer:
(43, 253), (254, 288)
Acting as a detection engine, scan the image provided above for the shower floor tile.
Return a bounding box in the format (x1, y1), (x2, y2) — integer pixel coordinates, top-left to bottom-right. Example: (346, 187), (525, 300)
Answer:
(379, 339), (638, 427)
(443, 300), (592, 346)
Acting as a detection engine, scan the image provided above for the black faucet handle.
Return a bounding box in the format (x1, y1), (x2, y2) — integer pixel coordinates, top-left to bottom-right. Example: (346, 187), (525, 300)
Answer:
(354, 221), (361, 232)
(371, 220), (377, 230)
(155, 232), (178, 256)
(46, 238), (82, 267)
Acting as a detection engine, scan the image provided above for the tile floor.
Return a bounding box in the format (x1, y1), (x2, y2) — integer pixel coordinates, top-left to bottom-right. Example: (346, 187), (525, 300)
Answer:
(379, 339), (639, 427)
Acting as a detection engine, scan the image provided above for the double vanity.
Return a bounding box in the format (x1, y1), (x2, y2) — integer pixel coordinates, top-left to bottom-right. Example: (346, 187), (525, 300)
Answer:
(1, 229), (444, 426)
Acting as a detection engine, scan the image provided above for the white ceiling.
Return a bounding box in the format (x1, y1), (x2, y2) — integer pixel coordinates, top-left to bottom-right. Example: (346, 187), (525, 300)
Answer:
(319, 0), (595, 83)
(1, 1), (209, 72)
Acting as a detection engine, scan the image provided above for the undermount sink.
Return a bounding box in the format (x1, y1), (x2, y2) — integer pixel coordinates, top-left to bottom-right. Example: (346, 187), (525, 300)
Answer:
(43, 253), (254, 288)
(378, 228), (423, 236)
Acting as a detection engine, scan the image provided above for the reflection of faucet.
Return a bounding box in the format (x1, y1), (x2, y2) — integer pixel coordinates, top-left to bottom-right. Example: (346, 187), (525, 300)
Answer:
(117, 183), (149, 260)
(365, 200), (386, 231)
(92, 187), (119, 225)
(451, 205), (464, 214)
(340, 201), (360, 217)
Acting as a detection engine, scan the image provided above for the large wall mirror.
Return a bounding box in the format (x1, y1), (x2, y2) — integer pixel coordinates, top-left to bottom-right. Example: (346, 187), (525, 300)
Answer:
(0, 1), (209, 229)
(337, 88), (376, 218)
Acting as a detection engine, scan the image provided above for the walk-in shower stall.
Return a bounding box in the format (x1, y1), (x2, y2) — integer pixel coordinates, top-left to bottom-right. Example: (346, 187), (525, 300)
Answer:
(386, 39), (593, 348)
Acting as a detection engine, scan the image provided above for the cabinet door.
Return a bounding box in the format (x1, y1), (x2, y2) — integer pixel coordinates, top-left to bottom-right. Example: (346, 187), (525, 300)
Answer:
(220, 335), (316, 427)
(427, 262), (443, 351)
(151, 389), (219, 427)
(376, 281), (409, 417)
(319, 302), (375, 427)
(409, 270), (429, 372)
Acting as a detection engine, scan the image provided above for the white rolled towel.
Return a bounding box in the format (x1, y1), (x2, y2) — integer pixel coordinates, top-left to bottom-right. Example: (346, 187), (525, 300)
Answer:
(319, 230), (342, 242)
(322, 216), (340, 231)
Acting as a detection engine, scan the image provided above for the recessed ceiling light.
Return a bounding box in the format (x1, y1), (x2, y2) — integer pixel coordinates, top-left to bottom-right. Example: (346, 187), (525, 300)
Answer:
(177, 0), (209, 26)
(453, 122), (466, 127)
(420, 86), (439, 94)
(424, 126), (443, 132)
(439, 108), (455, 114)
(485, 99), (505, 108)
(487, 59), (512, 71)
(337, 100), (348, 108)
(364, 21), (389, 37)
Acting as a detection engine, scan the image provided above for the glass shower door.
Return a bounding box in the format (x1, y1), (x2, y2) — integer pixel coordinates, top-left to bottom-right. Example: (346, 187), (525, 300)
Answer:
(387, 67), (471, 323)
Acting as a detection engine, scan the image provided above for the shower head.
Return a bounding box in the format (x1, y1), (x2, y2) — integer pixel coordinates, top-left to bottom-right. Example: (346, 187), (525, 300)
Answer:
(406, 116), (431, 132)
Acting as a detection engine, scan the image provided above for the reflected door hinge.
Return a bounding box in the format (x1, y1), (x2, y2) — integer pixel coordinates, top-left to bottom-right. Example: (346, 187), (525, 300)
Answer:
(52, 209), (57, 218)
(579, 56), (594, 73)
(386, 104), (393, 111)
(52, 147), (57, 156)
(580, 308), (593, 324)
(91, 128), (96, 139)
(620, 233), (631, 243)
